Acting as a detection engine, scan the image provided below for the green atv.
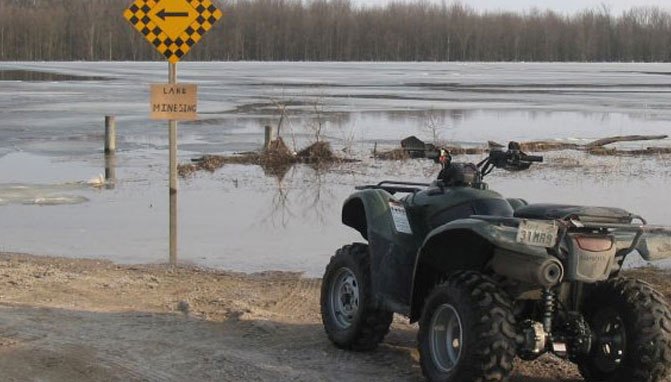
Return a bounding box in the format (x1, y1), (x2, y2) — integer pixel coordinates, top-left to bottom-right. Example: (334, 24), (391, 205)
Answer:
(320, 143), (671, 382)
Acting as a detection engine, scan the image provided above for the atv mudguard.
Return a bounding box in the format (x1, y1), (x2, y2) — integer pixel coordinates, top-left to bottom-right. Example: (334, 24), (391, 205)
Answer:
(342, 189), (422, 314)
(408, 218), (553, 322)
(637, 234), (671, 261)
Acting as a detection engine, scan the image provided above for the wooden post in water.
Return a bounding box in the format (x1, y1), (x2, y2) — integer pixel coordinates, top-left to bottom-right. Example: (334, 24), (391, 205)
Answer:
(105, 116), (116, 154)
(264, 125), (273, 149)
(104, 116), (116, 189)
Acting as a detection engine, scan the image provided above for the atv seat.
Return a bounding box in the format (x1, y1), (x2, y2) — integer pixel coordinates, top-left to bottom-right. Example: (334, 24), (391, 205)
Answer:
(513, 203), (633, 224)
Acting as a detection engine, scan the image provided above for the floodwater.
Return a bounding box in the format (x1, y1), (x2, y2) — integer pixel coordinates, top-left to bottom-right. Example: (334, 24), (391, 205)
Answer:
(0, 62), (670, 275)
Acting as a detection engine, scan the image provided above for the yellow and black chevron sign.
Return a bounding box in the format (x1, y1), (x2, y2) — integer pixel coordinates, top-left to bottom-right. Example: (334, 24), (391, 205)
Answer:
(124, 0), (223, 63)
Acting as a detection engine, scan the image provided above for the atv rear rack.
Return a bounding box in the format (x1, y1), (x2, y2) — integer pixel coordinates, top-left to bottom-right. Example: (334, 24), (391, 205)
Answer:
(471, 215), (671, 258)
(356, 180), (430, 194)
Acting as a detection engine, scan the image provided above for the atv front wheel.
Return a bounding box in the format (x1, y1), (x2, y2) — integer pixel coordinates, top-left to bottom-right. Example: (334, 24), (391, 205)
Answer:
(418, 271), (517, 382)
(577, 277), (671, 382)
(320, 243), (393, 351)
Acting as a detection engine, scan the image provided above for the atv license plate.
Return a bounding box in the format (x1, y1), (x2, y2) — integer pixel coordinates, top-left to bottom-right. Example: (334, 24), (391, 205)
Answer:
(516, 220), (559, 248)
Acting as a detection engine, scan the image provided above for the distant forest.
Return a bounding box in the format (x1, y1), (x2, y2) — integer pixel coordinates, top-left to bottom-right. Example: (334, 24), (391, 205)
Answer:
(1, 0), (671, 62)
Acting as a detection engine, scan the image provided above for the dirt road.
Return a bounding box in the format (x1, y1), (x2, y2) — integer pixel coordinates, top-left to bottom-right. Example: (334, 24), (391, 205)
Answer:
(0, 252), (667, 382)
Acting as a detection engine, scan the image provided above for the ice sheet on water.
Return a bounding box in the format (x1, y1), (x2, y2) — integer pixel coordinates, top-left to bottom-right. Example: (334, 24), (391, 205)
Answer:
(1, 62), (670, 158)
(0, 184), (89, 206)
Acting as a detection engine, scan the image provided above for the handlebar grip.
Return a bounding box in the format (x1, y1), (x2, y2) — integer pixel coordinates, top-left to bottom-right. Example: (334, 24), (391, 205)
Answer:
(524, 155), (543, 162)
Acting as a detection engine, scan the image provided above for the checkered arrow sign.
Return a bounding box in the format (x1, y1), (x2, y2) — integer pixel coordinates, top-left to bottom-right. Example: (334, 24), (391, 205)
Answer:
(124, 0), (223, 63)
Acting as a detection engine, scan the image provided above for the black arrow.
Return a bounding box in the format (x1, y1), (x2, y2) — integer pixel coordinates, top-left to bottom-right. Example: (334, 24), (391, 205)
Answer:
(156, 9), (189, 20)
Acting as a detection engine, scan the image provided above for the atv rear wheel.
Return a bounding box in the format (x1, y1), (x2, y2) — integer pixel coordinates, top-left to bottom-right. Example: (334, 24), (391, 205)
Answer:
(577, 277), (671, 382)
(320, 243), (393, 351)
(418, 271), (517, 382)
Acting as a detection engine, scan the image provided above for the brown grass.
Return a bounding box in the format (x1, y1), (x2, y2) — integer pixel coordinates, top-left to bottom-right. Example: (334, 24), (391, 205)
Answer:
(374, 148), (411, 160)
(178, 139), (353, 177)
(178, 153), (261, 177)
(297, 141), (335, 163)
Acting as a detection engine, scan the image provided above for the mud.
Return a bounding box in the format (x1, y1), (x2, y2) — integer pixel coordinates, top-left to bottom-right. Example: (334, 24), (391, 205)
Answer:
(2, 252), (668, 381)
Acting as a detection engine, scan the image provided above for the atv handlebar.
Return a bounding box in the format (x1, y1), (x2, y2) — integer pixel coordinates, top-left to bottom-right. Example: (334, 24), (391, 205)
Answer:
(478, 142), (543, 177)
(524, 155), (543, 162)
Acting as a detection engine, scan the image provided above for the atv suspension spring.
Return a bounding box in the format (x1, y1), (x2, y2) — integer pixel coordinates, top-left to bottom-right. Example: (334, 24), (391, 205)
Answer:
(542, 288), (556, 334)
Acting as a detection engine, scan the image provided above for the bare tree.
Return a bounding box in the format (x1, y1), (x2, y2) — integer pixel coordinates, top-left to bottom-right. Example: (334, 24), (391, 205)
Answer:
(420, 108), (453, 147)
(306, 94), (327, 143)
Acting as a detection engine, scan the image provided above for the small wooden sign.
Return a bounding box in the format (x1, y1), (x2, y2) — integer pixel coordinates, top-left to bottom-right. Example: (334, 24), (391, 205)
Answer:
(150, 83), (198, 120)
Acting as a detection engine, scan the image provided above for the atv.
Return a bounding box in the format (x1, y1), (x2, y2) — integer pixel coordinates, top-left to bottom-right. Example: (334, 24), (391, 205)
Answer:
(320, 142), (671, 382)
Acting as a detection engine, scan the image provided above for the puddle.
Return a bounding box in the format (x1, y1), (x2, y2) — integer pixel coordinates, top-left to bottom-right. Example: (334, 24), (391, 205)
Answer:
(0, 70), (108, 82)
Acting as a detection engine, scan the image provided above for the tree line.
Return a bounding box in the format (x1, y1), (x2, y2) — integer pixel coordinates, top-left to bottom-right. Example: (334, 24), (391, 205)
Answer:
(1, 0), (670, 62)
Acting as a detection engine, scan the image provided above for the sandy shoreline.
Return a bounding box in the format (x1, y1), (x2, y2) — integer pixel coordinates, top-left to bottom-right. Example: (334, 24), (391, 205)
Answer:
(0, 251), (668, 381)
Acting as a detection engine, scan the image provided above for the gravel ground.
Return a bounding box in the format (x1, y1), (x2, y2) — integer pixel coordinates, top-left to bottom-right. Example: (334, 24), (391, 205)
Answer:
(0, 252), (668, 381)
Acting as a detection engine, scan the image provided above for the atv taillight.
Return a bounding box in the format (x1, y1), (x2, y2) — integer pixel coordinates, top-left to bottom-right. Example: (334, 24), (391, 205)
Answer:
(574, 235), (614, 252)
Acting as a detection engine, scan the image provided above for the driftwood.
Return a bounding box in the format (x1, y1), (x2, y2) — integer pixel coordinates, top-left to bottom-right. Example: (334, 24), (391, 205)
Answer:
(488, 140), (579, 152)
(380, 134), (669, 161)
(585, 135), (668, 148)
(588, 146), (671, 156)
(487, 134), (669, 156)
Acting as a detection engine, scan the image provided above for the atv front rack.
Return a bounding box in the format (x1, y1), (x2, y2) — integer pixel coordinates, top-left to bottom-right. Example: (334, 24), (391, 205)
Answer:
(356, 180), (429, 194)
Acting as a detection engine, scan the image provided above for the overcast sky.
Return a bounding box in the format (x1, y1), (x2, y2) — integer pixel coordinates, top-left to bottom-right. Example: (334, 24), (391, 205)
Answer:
(359, 0), (669, 14)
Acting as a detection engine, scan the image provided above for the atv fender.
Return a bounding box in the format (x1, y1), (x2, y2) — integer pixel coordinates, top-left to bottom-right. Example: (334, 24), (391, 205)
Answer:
(342, 189), (394, 241)
(342, 190), (421, 311)
(637, 233), (671, 261)
(408, 218), (551, 322)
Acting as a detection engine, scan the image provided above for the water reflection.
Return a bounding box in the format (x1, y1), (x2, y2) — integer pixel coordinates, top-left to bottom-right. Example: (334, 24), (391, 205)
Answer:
(262, 166), (294, 228)
(261, 163), (337, 228)
(296, 165), (336, 225)
(104, 154), (116, 190)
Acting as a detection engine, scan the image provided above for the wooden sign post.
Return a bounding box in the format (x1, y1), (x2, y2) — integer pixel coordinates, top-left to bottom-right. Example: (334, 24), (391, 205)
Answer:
(124, 0), (223, 265)
(168, 63), (178, 265)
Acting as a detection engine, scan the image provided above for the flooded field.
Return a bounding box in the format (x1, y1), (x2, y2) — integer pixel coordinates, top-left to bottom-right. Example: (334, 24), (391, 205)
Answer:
(0, 62), (670, 275)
